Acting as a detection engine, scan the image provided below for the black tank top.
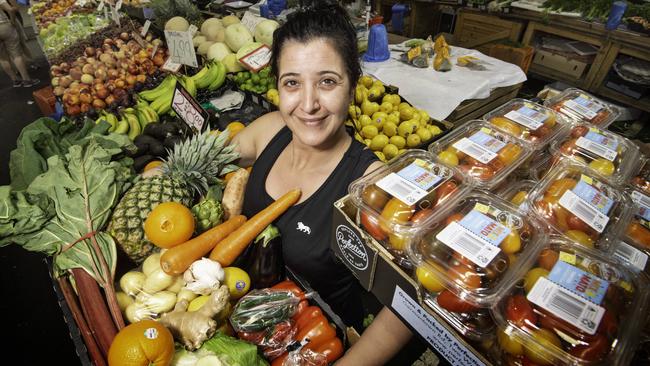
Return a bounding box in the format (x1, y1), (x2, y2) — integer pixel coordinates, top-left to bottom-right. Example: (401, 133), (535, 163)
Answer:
(242, 126), (378, 327)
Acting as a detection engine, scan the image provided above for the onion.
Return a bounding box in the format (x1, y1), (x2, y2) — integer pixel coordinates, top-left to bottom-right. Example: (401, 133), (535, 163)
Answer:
(142, 252), (162, 276)
(143, 268), (175, 293)
(82, 64), (95, 74)
(92, 98), (106, 109)
(116, 291), (133, 312)
(120, 271), (146, 296)
(84, 47), (96, 57)
(142, 291), (176, 314)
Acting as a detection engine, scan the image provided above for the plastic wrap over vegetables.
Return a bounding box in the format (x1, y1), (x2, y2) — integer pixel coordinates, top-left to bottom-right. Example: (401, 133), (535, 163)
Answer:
(230, 289), (301, 332)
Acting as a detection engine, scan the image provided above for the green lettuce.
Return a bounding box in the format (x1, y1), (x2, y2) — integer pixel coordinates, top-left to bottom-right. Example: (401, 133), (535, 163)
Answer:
(201, 332), (269, 366)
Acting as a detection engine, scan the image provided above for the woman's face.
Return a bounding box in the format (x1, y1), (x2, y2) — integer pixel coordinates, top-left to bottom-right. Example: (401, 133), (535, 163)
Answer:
(277, 38), (352, 148)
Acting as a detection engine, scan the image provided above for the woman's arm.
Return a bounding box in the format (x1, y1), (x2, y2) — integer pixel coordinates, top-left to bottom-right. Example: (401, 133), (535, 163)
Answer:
(335, 307), (413, 366)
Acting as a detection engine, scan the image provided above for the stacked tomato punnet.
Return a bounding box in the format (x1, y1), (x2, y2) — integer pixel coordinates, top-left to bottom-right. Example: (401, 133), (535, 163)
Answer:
(483, 99), (569, 150)
(549, 122), (641, 186)
(611, 184), (650, 275)
(496, 180), (537, 209)
(349, 150), (473, 265)
(406, 191), (545, 340)
(491, 238), (649, 366)
(429, 120), (532, 190)
(527, 160), (634, 253)
(544, 88), (620, 128)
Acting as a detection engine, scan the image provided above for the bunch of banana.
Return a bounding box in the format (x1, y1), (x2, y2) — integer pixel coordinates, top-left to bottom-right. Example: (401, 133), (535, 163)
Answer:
(178, 75), (197, 98)
(138, 75), (176, 102)
(95, 110), (119, 132)
(119, 108), (143, 141)
(190, 60), (223, 89)
(207, 61), (226, 91)
(135, 99), (159, 131)
(148, 77), (178, 115)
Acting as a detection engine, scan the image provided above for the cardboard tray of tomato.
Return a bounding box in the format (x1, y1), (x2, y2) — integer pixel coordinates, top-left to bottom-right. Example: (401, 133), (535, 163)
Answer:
(490, 237), (649, 366)
(544, 88), (620, 128)
(331, 195), (495, 366)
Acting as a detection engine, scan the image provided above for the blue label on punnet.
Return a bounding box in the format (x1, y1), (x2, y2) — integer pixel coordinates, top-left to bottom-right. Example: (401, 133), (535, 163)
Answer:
(572, 180), (614, 215)
(458, 210), (510, 247)
(584, 131), (619, 151)
(467, 131), (505, 153)
(397, 163), (442, 191)
(548, 260), (609, 304)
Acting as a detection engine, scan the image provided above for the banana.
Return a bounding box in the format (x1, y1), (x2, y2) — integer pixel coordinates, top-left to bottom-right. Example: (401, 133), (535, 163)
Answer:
(125, 112), (142, 140)
(191, 64), (213, 89)
(150, 77), (177, 115)
(207, 61), (226, 91)
(180, 75), (197, 98)
(138, 75), (174, 102)
(101, 112), (118, 132)
(142, 104), (159, 123)
(114, 116), (130, 134)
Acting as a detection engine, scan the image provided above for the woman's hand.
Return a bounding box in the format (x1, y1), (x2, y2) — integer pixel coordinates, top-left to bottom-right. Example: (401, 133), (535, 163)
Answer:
(335, 307), (413, 366)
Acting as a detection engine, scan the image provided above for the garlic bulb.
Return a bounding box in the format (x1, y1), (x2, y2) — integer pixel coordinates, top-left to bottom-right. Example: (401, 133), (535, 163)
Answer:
(183, 258), (225, 295)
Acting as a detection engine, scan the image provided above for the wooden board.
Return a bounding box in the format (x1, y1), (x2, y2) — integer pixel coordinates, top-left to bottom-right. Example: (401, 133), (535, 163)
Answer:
(446, 83), (522, 125)
(454, 10), (524, 54)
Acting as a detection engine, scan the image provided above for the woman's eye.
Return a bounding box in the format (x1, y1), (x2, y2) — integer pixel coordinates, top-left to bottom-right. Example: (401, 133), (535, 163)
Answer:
(320, 78), (338, 87)
(283, 80), (298, 87)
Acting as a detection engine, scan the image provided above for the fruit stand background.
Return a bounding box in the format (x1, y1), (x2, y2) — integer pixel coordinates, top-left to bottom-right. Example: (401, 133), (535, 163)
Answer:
(0, 24), (81, 364)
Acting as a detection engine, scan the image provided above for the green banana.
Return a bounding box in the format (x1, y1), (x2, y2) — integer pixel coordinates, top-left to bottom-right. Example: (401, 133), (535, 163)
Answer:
(207, 61), (226, 91)
(150, 77), (177, 115)
(125, 112), (141, 140)
(114, 117), (130, 134)
(181, 75), (197, 98)
(143, 105), (159, 123)
(97, 111), (119, 132)
(138, 75), (174, 102)
(191, 64), (213, 89)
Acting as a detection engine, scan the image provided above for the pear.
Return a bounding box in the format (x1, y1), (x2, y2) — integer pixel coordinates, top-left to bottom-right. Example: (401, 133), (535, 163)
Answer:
(407, 134), (422, 148)
(361, 125), (379, 139)
(390, 135), (406, 149)
(359, 75), (374, 88)
(397, 121), (416, 138)
(383, 144), (399, 160)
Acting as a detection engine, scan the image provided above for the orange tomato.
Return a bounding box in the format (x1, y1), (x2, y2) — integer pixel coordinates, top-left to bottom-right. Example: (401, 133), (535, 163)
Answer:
(546, 178), (577, 198)
(497, 144), (522, 165)
(626, 222), (650, 248)
(380, 198), (415, 226)
(490, 116), (523, 137)
(448, 263), (481, 289)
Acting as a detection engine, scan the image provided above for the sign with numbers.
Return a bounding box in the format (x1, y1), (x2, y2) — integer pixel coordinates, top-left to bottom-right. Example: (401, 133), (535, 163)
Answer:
(171, 82), (209, 133)
(164, 30), (198, 68)
(238, 44), (272, 72)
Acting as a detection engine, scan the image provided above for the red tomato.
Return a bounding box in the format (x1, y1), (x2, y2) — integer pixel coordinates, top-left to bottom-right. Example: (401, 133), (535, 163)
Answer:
(597, 309), (618, 337)
(411, 208), (434, 224)
(552, 206), (570, 232)
(271, 280), (306, 301)
(568, 333), (609, 362)
(445, 212), (464, 226)
(537, 249), (559, 271)
(296, 315), (337, 350)
(360, 210), (387, 241)
(306, 337), (344, 363)
(448, 263), (481, 289)
(362, 185), (390, 211)
(506, 295), (537, 328)
(296, 306), (323, 331)
(626, 222), (650, 248)
(559, 139), (579, 156)
(436, 181), (458, 205)
(436, 290), (478, 313)
(567, 213), (591, 233)
(531, 125), (551, 139)
(571, 125), (589, 139)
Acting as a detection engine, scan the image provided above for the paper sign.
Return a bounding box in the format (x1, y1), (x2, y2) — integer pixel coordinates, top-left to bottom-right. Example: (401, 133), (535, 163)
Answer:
(131, 31), (146, 48)
(115, 0), (123, 10)
(161, 57), (182, 73)
(171, 82), (209, 133)
(164, 30), (198, 68)
(151, 43), (159, 59)
(98, 0), (105, 12)
(110, 5), (120, 27)
(239, 44), (272, 72)
(241, 11), (265, 34)
(188, 24), (198, 36)
(141, 20), (151, 37)
(103, 5), (108, 19)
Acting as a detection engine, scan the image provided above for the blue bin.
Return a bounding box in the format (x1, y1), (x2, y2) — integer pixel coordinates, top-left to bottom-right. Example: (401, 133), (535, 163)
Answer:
(391, 3), (408, 34)
(363, 24), (390, 62)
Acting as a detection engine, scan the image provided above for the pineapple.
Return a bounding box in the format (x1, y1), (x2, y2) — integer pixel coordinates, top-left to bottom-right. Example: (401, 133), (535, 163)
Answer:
(108, 131), (238, 263)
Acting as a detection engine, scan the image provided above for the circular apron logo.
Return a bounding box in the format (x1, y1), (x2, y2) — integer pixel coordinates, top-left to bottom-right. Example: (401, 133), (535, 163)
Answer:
(336, 225), (368, 271)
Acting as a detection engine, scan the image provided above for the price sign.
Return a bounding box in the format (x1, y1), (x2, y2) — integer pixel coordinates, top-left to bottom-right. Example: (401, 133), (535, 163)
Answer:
(238, 44), (272, 72)
(141, 19), (151, 37)
(97, 0), (105, 12)
(110, 5), (120, 27)
(188, 24), (198, 36)
(103, 4), (108, 19)
(172, 82), (209, 133)
(164, 30), (198, 68)
(161, 57), (182, 73)
(241, 11), (265, 34)
(115, 0), (123, 10)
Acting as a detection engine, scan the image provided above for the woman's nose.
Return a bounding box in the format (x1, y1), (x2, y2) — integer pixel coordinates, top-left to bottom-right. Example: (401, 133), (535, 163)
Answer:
(300, 85), (320, 113)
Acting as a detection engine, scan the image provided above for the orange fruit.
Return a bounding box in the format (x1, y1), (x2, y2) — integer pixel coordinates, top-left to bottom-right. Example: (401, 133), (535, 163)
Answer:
(108, 320), (174, 366)
(144, 202), (195, 248)
(226, 121), (246, 138)
(143, 160), (163, 172)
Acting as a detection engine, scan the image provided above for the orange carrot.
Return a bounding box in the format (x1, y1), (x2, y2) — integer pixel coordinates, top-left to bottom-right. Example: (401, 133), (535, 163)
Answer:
(209, 189), (301, 266)
(160, 215), (247, 275)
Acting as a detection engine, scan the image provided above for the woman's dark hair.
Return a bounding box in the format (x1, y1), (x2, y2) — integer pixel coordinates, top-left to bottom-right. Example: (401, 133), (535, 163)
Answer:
(270, 2), (361, 90)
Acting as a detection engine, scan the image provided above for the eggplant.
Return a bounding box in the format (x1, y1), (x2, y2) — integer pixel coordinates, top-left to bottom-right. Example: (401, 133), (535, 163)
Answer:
(245, 225), (284, 290)
(133, 154), (155, 172)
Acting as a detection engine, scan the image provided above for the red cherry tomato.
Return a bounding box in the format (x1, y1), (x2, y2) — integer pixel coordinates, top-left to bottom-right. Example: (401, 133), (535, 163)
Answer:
(436, 181), (458, 205)
(411, 208), (434, 224)
(360, 210), (387, 241)
(571, 125), (589, 139)
(597, 309), (618, 337)
(448, 263), (481, 289)
(362, 185), (390, 211)
(445, 212), (464, 226)
(506, 295), (538, 328)
(436, 290), (478, 313)
(537, 249), (559, 271)
(567, 214), (591, 233)
(568, 333), (609, 362)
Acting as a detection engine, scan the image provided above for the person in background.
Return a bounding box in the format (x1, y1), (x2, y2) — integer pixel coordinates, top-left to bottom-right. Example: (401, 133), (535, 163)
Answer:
(0, 0), (38, 87)
(233, 3), (425, 365)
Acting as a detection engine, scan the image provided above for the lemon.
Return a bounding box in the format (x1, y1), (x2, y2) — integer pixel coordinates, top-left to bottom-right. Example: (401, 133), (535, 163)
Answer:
(383, 143), (399, 160)
(406, 134), (422, 148)
(390, 135), (406, 149)
(383, 122), (398, 137)
(361, 125), (379, 139)
(223, 267), (250, 299)
(187, 295), (210, 311)
(369, 134), (389, 151)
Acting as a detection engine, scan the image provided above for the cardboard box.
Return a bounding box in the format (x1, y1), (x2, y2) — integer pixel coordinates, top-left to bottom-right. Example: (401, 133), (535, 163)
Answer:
(32, 86), (56, 117)
(331, 195), (493, 366)
(532, 49), (589, 80)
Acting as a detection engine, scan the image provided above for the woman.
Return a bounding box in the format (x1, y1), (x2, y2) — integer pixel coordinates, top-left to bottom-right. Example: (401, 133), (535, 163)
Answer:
(233, 4), (418, 365)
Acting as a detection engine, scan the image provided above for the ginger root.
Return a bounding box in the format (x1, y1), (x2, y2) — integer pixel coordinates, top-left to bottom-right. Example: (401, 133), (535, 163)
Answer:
(160, 285), (230, 350)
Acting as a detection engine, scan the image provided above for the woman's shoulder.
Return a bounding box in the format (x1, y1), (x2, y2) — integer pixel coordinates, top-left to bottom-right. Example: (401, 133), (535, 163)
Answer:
(231, 111), (285, 167)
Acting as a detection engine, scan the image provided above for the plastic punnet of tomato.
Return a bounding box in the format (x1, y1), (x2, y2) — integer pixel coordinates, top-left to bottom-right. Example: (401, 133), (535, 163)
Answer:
(483, 99), (568, 150)
(613, 187), (650, 274)
(348, 150), (472, 264)
(496, 179), (537, 208)
(527, 153), (557, 182)
(428, 120), (532, 190)
(630, 156), (650, 195)
(543, 88), (620, 128)
(407, 191), (545, 339)
(528, 160), (634, 252)
(549, 122), (641, 186)
(491, 237), (649, 366)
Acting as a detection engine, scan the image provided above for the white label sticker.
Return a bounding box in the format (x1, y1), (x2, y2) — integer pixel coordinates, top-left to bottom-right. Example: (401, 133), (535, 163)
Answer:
(164, 30), (198, 68)
(504, 106), (547, 130)
(564, 96), (602, 120)
(559, 189), (609, 233)
(452, 138), (497, 164)
(375, 173), (429, 206)
(391, 286), (486, 366)
(141, 20), (151, 37)
(614, 241), (648, 271)
(188, 24), (198, 36)
(527, 277), (605, 335)
(575, 137), (617, 161)
(436, 221), (501, 268)
(161, 57), (182, 73)
(631, 190), (650, 211)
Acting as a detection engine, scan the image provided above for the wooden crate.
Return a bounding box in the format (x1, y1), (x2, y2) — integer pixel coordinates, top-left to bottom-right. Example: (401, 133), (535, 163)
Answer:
(488, 44), (534, 73)
(453, 9), (524, 54)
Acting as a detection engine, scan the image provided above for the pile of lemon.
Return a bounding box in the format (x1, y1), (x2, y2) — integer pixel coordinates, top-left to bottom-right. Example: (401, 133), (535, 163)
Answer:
(348, 75), (443, 162)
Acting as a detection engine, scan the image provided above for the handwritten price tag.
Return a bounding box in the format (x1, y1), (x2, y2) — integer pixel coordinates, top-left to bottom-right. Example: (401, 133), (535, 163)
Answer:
(97, 0), (105, 12)
(241, 11), (265, 34)
(141, 19), (151, 37)
(238, 44), (271, 72)
(172, 82), (209, 133)
(110, 5), (120, 27)
(161, 57), (182, 73)
(164, 30), (198, 68)
(115, 0), (123, 10)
